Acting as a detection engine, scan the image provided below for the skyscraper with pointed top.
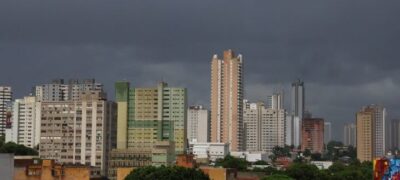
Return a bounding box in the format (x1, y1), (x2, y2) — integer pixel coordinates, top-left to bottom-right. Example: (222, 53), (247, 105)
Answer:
(210, 49), (244, 151)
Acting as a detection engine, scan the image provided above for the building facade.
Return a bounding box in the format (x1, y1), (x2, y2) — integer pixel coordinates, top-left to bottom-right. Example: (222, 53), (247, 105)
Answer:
(35, 79), (103, 102)
(344, 123), (356, 147)
(391, 119), (400, 151)
(187, 105), (210, 143)
(189, 142), (229, 162)
(5, 96), (41, 148)
(39, 91), (116, 176)
(356, 105), (386, 162)
(301, 118), (324, 153)
(290, 80), (304, 147)
(210, 49), (244, 151)
(243, 100), (285, 154)
(115, 81), (187, 154)
(267, 92), (283, 110)
(324, 122), (332, 144)
(0, 86), (12, 135)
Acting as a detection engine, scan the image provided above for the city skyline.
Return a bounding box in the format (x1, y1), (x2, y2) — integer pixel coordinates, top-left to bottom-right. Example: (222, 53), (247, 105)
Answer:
(2, 0), (400, 142)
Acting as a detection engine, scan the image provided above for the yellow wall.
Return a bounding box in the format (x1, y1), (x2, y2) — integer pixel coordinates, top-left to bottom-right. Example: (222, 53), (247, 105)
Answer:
(117, 167), (135, 180)
(200, 167), (228, 180)
(117, 102), (128, 149)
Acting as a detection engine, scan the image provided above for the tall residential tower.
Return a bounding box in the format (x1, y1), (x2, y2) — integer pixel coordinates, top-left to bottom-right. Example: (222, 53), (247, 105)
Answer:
(210, 49), (244, 151)
(356, 105), (386, 162)
(0, 86), (12, 135)
(289, 80), (304, 146)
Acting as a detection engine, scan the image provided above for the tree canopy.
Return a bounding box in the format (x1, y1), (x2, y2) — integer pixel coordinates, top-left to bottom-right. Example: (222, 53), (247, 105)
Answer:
(124, 166), (209, 180)
(215, 155), (248, 171)
(270, 146), (292, 162)
(0, 142), (38, 155)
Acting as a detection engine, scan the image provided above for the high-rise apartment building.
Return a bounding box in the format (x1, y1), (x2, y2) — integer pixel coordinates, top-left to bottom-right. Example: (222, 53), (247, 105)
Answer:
(187, 105), (210, 143)
(267, 92), (283, 110)
(115, 81), (187, 154)
(210, 49), (244, 151)
(0, 86), (12, 135)
(301, 118), (324, 153)
(344, 123), (356, 147)
(356, 105), (386, 162)
(39, 91), (116, 176)
(324, 122), (332, 144)
(391, 119), (400, 151)
(5, 96), (41, 148)
(243, 100), (285, 154)
(290, 80), (304, 147)
(35, 79), (103, 102)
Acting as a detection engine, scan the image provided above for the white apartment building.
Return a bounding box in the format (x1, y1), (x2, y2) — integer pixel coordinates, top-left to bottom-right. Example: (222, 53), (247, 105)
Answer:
(243, 100), (286, 155)
(324, 122), (332, 144)
(344, 123), (356, 147)
(5, 96), (41, 148)
(187, 105), (210, 143)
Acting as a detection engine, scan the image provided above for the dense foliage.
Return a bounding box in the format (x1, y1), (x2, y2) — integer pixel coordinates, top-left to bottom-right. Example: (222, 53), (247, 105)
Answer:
(262, 174), (293, 180)
(269, 145), (292, 161)
(0, 137), (38, 155)
(256, 161), (372, 180)
(215, 155), (248, 171)
(125, 166), (209, 180)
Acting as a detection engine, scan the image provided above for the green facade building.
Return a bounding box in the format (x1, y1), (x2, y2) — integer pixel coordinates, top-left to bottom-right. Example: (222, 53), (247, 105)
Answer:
(115, 82), (187, 155)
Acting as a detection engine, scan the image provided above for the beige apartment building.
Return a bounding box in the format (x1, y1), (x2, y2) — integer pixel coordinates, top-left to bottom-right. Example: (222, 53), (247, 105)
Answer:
(356, 105), (386, 162)
(356, 108), (374, 162)
(39, 91), (116, 177)
(210, 49), (244, 151)
(243, 100), (286, 154)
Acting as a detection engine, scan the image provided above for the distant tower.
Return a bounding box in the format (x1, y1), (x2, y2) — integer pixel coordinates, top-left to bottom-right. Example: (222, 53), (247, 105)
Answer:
(344, 123), (356, 147)
(301, 118), (324, 153)
(267, 90), (284, 110)
(324, 122), (332, 144)
(210, 49), (244, 151)
(290, 79), (304, 147)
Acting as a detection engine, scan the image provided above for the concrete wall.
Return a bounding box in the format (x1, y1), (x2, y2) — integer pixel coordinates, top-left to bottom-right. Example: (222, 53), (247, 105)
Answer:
(0, 154), (14, 180)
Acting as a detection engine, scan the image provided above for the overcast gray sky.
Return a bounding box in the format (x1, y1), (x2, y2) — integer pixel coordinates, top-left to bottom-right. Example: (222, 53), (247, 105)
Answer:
(1, 0), (400, 140)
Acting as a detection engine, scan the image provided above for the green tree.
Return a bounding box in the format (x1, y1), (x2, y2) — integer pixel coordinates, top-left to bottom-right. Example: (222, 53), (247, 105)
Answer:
(0, 142), (38, 155)
(285, 163), (320, 180)
(262, 174), (293, 180)
(270, 146), (292, 162)
(254, 160), (268, 165)
(0, 135), (4, 147)
(310, 153), (322, 161)
(124, 166), (209, 180)
(303, 149), (311, 157)
(215, 155), (248, 171)
(328, 162), (346, 173)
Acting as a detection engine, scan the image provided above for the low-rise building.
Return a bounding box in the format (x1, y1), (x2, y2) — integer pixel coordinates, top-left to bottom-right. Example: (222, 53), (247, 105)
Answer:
(14, 159), (91, 180)
(189, 142), (229, 162)
(108, 141), (175, 180)
(230, 152), (268, 163)
(176, 154), (195, 168)
(108, 149), (152, 180)
(151, 141), (176, 166)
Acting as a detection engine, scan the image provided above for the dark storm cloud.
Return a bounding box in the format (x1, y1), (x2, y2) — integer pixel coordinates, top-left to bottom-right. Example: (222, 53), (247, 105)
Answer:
(1, 0), (400, 140)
